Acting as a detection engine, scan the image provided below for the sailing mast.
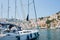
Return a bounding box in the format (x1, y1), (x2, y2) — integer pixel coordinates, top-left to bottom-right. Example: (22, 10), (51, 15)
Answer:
(8, 0), (9, 18)
(26, 0), (37, 22)
(1, 3), (3, 18)
(20, 0), (26, 20)
(26, 0), (29, 21)
(15, 0), (17, 19)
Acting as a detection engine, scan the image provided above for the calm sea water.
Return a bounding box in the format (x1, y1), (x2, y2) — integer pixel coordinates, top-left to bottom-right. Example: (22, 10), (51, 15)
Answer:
(36, 29), (60, 40)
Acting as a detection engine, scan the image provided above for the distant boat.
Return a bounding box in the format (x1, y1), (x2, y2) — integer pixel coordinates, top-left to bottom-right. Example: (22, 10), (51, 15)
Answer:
(40, 27), (47, 29)
(50, 27), (56, 29)
(56, 26), (60, 29)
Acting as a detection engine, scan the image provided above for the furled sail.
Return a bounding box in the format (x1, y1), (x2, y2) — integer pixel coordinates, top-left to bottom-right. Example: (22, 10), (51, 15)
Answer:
(26, 14), (29, 21)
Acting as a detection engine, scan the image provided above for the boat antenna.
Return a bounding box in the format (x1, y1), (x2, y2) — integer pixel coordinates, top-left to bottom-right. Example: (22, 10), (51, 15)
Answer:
(1, 3), (3, 18)
(8, 0), (9, 18)
(33, 0), (38, 29)
(26, 0), (29, 21)
(15, 0), (17, 19)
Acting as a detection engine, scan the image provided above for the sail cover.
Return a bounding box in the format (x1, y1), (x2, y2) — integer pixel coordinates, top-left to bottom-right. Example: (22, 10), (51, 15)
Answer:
(26, 14), (29, 21)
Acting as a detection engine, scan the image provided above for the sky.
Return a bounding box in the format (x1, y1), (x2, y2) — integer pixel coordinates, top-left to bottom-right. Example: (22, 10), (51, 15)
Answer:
(0, 0), (60, 19)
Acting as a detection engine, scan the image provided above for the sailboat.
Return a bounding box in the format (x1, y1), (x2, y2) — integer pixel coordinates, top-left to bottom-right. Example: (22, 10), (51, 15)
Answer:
(0, 0), (39, 40)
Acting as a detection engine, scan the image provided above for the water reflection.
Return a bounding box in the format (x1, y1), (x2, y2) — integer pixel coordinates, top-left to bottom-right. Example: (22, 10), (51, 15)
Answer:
(47, 29), (51, 40)
(36, 29), (60, 40)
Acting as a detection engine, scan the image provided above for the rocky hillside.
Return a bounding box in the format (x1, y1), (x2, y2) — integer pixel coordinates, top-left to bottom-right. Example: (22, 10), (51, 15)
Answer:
(38, 11), (60, 28)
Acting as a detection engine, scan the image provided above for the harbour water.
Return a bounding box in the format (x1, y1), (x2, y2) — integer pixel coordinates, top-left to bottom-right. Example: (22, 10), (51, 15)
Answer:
(36, 29), (60, 40)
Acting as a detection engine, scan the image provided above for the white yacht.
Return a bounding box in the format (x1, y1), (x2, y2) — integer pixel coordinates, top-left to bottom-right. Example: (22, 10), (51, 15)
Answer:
(0, 22), (39, 40)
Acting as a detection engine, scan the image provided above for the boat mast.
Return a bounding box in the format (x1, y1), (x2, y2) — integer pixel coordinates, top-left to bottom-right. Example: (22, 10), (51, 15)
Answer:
(15, 0), (17, 19)
(20, 0), (26, 20)
(8, 0), (9, 18)
(28, 0), (29, 17)
(1, 3), (3, 18)
(26, 0), (29, 21)
(28, 0), (29, 21)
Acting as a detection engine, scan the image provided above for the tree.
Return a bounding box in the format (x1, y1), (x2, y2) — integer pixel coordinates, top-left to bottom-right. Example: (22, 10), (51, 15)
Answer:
(56, 11), (60, 15)
(46, 19), (51, 28)
(46, 19), (51, 24)
(57, 15), (60, 20)
(39, 17), (43, 20)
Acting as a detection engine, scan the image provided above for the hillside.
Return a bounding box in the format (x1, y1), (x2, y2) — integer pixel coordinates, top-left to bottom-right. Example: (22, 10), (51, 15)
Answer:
(38, 11), (60, 28)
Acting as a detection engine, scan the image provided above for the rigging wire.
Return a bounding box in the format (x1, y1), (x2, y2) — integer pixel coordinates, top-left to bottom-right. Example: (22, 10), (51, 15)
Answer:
(33, 0), (37, 22)
(33, 0), (38, 29)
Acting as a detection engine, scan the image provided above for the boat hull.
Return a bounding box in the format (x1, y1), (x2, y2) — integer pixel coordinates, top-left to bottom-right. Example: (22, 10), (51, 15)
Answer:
(0, 30), (39, 40)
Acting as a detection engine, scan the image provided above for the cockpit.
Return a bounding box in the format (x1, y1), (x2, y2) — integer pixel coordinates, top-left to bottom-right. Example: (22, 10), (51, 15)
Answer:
(0, 22), (21, 34)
